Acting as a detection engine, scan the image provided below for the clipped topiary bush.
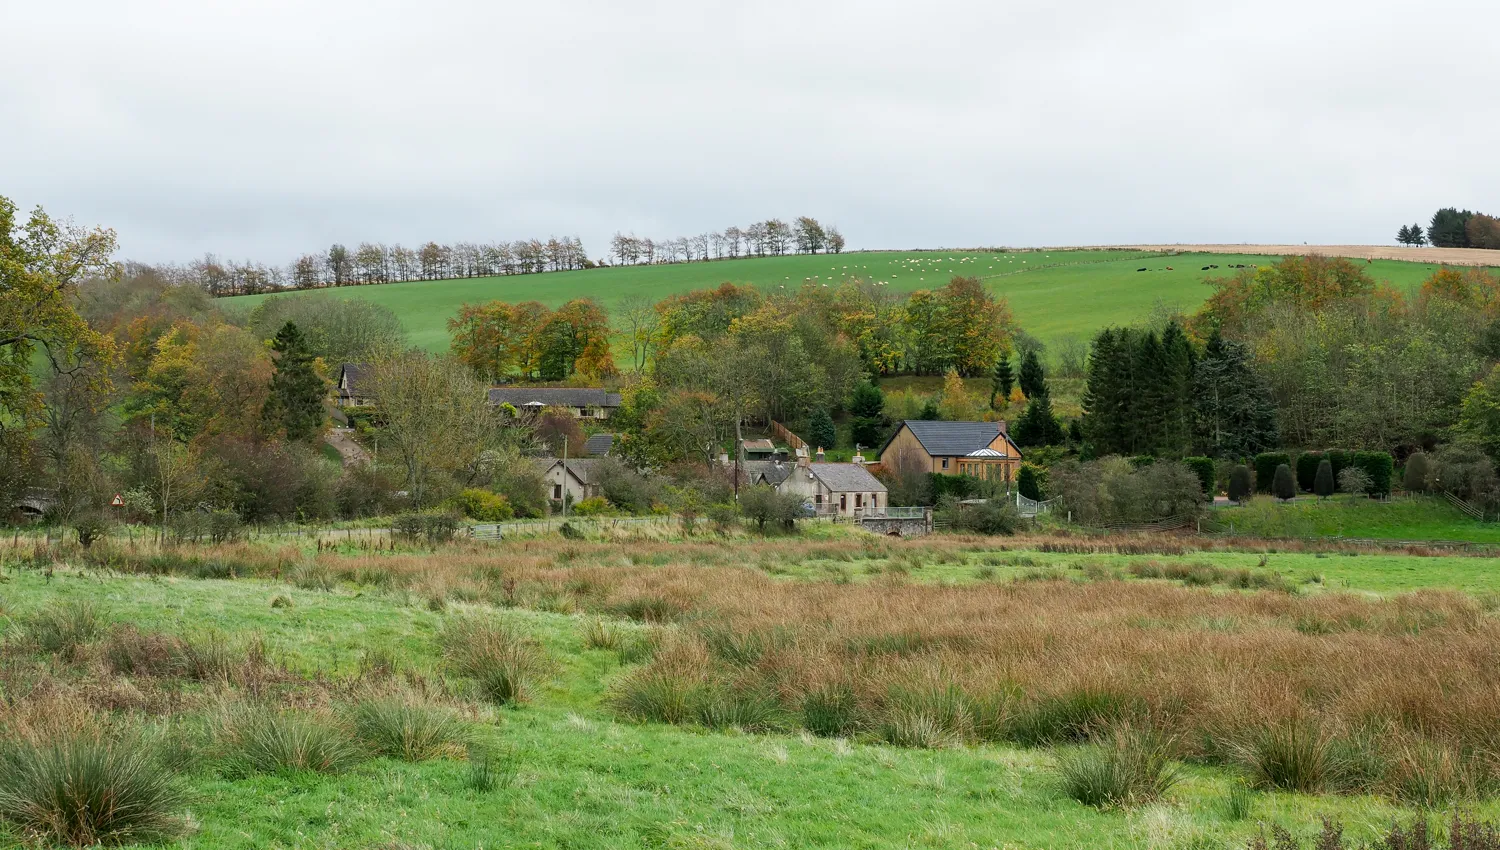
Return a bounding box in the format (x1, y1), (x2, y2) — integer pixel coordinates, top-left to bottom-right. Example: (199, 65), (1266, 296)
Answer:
(1273, 464), (1297, 502)
(1295, 452), (1324, 493)
(1353, 451), (1394, 498)
(1253, 453), (1291, 494)
(1228, 465), (1253, 504)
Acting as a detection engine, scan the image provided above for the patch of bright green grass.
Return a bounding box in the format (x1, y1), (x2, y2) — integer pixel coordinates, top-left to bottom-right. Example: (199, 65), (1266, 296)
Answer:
(225, 249), (1455, 355)
(1212, 495), (1500, 544)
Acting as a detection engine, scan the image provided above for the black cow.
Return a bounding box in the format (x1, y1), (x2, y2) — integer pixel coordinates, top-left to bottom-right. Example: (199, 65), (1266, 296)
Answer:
(1201, 266), (1211, 271)
(1137, 268), (1147, 272)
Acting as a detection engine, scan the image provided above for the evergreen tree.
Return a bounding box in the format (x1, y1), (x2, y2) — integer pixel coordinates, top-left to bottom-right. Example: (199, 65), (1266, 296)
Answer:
(1013, 389), (1065, 448)
(1272, 463), (1296, 501)
(1131, 330), (1167, 455)
(1429, 208), (1473, 248)
(1192, 330), (1278, 458)
(849, 382), (886, 450)
(807, 408), (837, 452)
(1228, 464), (1253, 504)
(1082, 328), (1128, 456)
(1397, 224), (1413, 246)
(1314, 458), (1335, 499)
(1016, 464), (1043, 500)
(918, 399), (940, 421)
(1018, 350), (1045, 399)
(1403, 452), (1431, 493)
(991, 356), (1014, 408)
(261, 321), (325, 442)
(1410, 223), (1427, 246)
(1158, 322), (1197, 456)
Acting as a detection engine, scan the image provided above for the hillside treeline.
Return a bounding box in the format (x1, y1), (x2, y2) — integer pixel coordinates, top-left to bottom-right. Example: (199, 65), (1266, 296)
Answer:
(608, 216), (844, 264)
(150, 236), (591, 297)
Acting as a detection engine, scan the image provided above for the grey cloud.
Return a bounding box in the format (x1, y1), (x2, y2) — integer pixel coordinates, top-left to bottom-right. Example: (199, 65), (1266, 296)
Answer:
(3, 0), (1497, 262)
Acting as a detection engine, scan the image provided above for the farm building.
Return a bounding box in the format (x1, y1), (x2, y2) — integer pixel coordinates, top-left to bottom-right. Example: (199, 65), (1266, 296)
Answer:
(488, 388), (623, 420)
(878, 420), (1022, 482)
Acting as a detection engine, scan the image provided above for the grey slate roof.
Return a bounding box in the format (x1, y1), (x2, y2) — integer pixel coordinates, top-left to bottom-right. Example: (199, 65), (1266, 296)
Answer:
(741, 460), (792, 487)
(487, 388), (622, 408)
(810, 463), (887, 493)
(882, 420), (1021, 458)
(584, 433), (614, 456)
(338, 363), (370, 397)
(532, 457), (606, 484)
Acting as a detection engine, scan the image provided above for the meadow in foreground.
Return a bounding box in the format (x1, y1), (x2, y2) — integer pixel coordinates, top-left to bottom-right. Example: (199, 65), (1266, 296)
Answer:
(3, 531), (1500, 848)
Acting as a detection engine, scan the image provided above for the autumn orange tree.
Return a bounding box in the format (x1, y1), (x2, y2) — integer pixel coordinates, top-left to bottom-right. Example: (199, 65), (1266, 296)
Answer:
(449, 298), (615, 382)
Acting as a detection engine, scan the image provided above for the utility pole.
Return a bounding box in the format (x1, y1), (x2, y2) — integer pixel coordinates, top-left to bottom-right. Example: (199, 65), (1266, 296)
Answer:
(561, 435), (569, 518)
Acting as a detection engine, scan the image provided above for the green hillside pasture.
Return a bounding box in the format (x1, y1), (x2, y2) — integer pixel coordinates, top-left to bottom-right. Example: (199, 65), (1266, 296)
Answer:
(227, 250), (1456, 355)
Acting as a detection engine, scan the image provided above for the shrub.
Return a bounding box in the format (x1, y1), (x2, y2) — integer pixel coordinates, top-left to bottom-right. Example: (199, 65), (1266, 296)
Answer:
(73, 513), (112, 550)
(0, 734), (188, 847)
(1254, 453), (1291, 494)
(1017, 464), (1044, 500)
(392, 511), (463, 543)
(1325, 449), (1355, 482)
(1272, 464), (1296, 501)
(1055, 726), (1181, 808)
(1338, 467), (1372, 497)
(570, 497), (611, 517)
(1228, 465), (1253, 504)
(448, 489), (514, 522)
(1295, 452), (1323, 493)
(1238, 721), (1336, 793)
(441, 618), (550, 706)
(953, 499), (1021, 535)
(1182, 457), (1216, 498)
(738, 485), (805, 532)
(1403, 451), (1432, 493)
(352, 698), (470, 762)
(219, 709), (362, 776)
(1352, 450), (1394, 497)
(1314, 459), (1335, 499)
(27, 600), (106, 660)
(208, 509), (243, 544)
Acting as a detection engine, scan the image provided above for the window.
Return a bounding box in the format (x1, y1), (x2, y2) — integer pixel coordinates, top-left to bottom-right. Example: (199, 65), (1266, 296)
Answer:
(941, 458), (949, 470)
(815, 494), (823, 505)
(552, 484), (562, 499)
(840, 495), (847, 511)
(855, 494), (863, 508)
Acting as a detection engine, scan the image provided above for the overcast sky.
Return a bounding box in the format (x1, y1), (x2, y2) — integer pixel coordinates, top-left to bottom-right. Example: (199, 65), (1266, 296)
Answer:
(3, 0), (1497, 264)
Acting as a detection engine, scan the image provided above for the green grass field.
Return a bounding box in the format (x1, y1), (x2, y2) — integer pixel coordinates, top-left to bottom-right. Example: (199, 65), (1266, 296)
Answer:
(226, 250), (1456, 354)
(1209, 495), (1500, 545)
(5, 537), (1491, 850)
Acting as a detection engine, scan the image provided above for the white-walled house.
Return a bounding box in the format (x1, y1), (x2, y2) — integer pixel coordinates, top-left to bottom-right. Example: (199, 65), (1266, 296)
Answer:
(778, 458), (888, 517)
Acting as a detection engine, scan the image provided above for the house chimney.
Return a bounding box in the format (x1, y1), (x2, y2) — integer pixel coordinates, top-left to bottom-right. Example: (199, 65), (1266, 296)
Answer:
(852, 452), (865, 465)
(796, 447), (810, 468)
(718, 452), (729, 466)
(997, 420), (1008, 435)
(815, 447), (826, 463)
